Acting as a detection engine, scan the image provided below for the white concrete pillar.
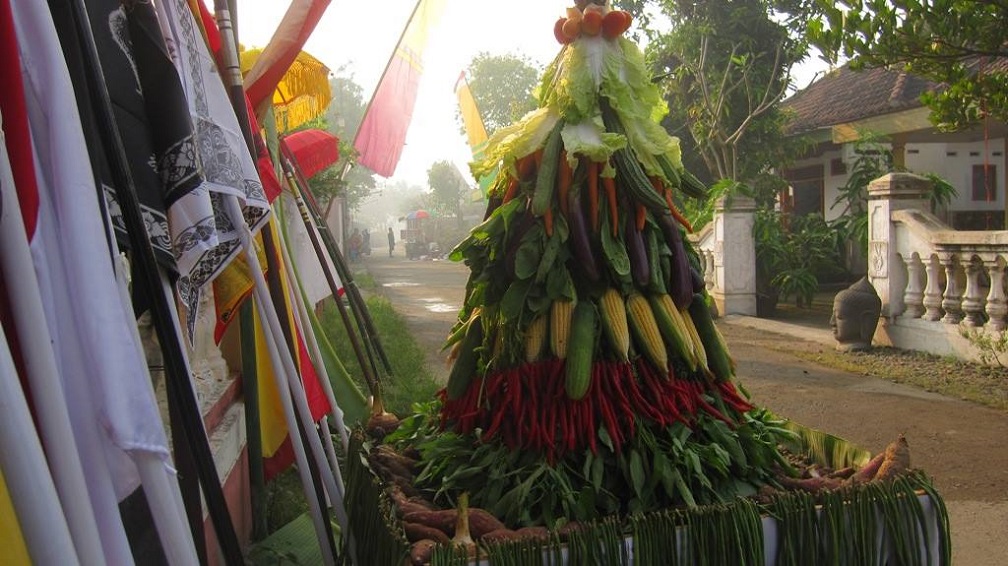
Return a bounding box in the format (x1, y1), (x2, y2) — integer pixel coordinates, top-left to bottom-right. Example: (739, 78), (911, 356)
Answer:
(712, 195), (757, 316)
(867, 173), (932, 318)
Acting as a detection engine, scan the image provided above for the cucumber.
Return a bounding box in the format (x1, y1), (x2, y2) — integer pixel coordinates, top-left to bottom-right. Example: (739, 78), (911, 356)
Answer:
(687, 293), (734, 381)
(564, 302), (597, 400)
(531, 120), (565, 217)
(446, 316), (484, 399)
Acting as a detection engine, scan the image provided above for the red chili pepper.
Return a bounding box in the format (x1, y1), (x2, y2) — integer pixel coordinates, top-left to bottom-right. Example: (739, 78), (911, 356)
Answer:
(694, 388), (734, 427)
(597, 385), (622, 454)
(566, 401), (577, 453)
(586, 400), (598, 455)
(717, 381), (754, 413)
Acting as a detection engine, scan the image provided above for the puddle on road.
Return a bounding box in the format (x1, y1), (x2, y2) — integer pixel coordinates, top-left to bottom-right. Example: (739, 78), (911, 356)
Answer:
(420, 298), (457, 313)
(382, 281), (420, 288)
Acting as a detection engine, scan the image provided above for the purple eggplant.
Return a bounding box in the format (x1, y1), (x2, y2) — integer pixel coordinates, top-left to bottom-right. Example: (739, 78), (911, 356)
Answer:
(657, 212), (693, 309)
(624, 208), (650, 288)
(568, 184), (600, 282)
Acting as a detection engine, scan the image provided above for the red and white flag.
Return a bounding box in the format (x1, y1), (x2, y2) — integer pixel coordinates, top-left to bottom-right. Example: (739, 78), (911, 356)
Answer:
(353, 0), (447, 177)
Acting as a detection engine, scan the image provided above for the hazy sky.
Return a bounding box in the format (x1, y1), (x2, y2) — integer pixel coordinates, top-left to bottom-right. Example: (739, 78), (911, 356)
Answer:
(235, 1), (828, 189)
(235, 0), (574, 188)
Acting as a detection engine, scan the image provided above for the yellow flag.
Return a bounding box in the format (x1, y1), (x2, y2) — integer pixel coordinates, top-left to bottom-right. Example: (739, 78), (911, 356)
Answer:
(0, 470), (30, 565)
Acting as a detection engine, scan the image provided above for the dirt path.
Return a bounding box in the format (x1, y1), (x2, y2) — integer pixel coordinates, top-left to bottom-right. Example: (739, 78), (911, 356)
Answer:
(361, 253), (1008, 564)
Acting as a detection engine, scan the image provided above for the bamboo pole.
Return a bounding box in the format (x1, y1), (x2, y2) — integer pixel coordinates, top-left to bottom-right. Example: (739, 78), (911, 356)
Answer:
(275, 202), (352, 452)
(0, 153), (81, 564)
(212, 4), (355, 562)
(279, 157), (379, 394)
(281, 143), (392, 380)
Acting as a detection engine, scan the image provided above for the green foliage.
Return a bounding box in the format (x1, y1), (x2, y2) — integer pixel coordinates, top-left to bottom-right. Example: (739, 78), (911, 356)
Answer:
(387, 403), (793, 528)
(426, 160), (468, 226)
(958, 324), (1008, 367)
(629, 0), (810, 183)
(319, 294), (440, 416)
(464, 52), (540, 136)
(682, 178), (735, 232)
(809, 0), (1008, 131)
(755, 210), (843, 308)
(317, 73), (377, 211)
(828, 134), (892, 253)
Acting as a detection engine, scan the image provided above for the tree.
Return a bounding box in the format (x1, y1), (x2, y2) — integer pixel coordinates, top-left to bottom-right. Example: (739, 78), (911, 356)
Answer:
(462, 52), (540, 136)
(316, 71), (376, 213)
(427, 160), (468, 227)
(809, 0), (1008, 131)
(618, 0), (809, 184)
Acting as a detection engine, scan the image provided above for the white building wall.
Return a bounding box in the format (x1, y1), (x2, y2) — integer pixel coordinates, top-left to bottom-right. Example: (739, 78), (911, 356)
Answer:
(904, 139), (1005, 214)
(786, 138), (1006, 222)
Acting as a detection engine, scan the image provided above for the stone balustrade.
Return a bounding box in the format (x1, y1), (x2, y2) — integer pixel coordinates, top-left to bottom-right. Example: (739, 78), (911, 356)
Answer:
(869, 172), (1008, 361)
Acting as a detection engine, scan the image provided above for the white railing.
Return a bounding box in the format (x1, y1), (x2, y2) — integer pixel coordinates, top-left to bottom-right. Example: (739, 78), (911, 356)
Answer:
(868, 173), (1008, 362)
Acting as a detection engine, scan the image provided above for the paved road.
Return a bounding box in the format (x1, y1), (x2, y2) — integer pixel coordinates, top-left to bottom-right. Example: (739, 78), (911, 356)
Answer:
(360, 252), (1008, 565)
(361, 252), (470, 383)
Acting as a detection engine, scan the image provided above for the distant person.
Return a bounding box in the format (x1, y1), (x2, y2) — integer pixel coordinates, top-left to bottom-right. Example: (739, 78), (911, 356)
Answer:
(387, 227), (395, 257)
(348, 228), (362, 261)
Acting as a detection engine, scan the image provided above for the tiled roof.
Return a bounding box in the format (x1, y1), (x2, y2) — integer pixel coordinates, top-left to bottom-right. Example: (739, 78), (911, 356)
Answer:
(782, 64), (939, 135)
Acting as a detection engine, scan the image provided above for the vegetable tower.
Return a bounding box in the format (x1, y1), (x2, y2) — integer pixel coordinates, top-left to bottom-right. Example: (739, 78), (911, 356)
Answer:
(426, 1), (788, 525)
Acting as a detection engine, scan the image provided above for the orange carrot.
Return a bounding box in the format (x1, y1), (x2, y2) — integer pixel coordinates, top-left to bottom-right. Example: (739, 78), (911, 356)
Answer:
(544, 206), (554, 237)
(517, 153), (536, 181)
(557, 151), (572, 218)
(635, 203), (646, 232)
(649, 176), (664, 195)
(603, 175), (618, 237)
(502, 178), (519, 203)
(665, 189), (694, 233)
(587, 161), (600, 233)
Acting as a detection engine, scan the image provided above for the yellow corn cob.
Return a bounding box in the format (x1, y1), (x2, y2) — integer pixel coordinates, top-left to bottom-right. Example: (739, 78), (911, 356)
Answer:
(626, 292), (668, 371)
(525, 314), (549, 363)
(550, 299), (575, 359)
(598, 288), (630, 361)
(679, 307), (711, 376)
(652, 293), (698, 371)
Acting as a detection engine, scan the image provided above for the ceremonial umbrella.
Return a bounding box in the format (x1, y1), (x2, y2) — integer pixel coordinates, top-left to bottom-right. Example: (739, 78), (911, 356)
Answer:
(241, 48), (331, 132)
(282, 128), (339, 179)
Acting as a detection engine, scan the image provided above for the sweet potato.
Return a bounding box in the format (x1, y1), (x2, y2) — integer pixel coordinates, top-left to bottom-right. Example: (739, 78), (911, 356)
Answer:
(388, 487), (436, 517)
(850, 451), (886, 484)
(874, 434), (911, 481)
(403, 507), (506, 539)
(481, 528), (520, 543)
(778, 475), (844, 493)
(403, 510), (456, 535)
(830, 466), (856, 480)
(410, 540), (438, 566)
(515, 526), (551, 542)
(557, 520), (585, 541)
(469, 508), (507, 538)
(371, 449), (416, 480)
(403, 521), (450, 545)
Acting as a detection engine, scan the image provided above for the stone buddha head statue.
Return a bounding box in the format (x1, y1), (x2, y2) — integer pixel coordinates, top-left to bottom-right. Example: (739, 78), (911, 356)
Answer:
(830, 276), (882, 352)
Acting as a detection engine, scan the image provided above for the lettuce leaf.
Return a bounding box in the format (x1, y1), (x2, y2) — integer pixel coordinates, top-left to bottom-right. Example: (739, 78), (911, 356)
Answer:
(473, 34), (685, 189)
(471, 108), (560, 181)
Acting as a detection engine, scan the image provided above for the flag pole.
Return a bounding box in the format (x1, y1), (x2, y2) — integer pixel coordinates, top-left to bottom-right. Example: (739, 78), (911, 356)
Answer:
(213, 4), (354, 563)
(281, 156), (380, 395)
(280, 143), (387, 386)
(0, 141), (83, 565)
(64, 0), (244, 562)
